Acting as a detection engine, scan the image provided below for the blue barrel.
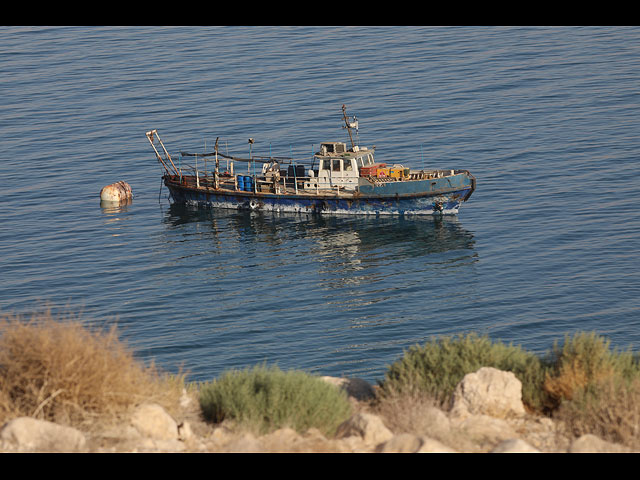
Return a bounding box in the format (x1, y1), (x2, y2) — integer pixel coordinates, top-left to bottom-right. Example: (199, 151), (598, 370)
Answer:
(237, 175), (244, 191)
(244, 176), (253, 192)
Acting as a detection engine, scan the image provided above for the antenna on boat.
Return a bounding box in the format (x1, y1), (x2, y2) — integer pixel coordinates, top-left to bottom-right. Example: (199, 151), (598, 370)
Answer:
(214, 137), (221, 187)
(342, 104), (359, 150)
(248, 138), (254, 174)
(214, 137), (220, 173)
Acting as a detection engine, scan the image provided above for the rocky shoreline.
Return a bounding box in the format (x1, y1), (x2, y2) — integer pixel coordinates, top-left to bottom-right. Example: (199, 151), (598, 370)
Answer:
(0, 367), (633, 453)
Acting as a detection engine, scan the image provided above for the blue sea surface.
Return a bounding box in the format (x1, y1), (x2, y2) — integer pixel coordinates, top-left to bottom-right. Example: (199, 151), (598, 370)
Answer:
(1, 26), (639, 383)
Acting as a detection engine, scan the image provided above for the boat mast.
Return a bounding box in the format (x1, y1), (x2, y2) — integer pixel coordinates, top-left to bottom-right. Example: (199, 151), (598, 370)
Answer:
(342, 104), (355, 150)
(214, 137), (220, 173)
(214, 137), (220, 189)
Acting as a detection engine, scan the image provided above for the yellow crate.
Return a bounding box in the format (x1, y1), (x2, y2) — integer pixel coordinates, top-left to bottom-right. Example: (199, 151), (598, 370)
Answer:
(376, 167), (391, 178)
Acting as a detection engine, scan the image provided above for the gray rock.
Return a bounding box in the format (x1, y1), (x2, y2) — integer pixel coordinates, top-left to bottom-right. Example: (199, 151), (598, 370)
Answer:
(0, 417), (86, 452)
(130, 403), (178, 440)
(569, 434), (632, 453)
(491, 438), (540, 453)
(451, 414), (518, 446)
(417, 436), (458, 453)
(377, 433), (423, 453)
(450, 367), (526, 419)
(421, 405), (451, 437)
(177, 420), (194, 441)
(336, 412), (394, 446)
(224, 432), (263, 453)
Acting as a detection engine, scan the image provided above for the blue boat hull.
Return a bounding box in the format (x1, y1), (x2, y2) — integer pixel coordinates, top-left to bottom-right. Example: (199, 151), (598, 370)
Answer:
(164, 173), (475, 216)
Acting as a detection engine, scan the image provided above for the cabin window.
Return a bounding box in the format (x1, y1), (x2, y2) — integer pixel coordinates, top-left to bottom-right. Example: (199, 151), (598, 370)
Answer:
(344, 159), (353, 171)
(366, 154), (374, 165)
(332, 159), (341, 172)
(319, 159), (329, 171)
(357, 157), (364, 167)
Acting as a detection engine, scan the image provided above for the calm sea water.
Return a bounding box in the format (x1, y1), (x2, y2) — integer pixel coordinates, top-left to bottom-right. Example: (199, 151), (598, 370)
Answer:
(2, 26), (640, 383)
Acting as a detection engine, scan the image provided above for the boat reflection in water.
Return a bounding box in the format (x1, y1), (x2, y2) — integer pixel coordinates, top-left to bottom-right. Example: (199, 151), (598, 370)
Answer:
(160, 204), (478, 380)
(162, 204), (476, 275)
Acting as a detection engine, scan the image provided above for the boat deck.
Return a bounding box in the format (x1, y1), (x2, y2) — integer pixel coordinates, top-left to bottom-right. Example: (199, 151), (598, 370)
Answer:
(166, 168), (470, 199)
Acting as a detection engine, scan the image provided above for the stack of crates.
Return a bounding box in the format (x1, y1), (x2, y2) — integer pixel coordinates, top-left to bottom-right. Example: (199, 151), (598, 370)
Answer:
(359, 163), (386, 177)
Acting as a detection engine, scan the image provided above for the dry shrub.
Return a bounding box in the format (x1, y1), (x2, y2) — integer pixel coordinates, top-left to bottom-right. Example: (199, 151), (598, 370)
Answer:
(0, 312), (184, 428)
(543, 358), (613, 406)
(372, 390), (441, 435)
(556, 376), (640, 449)
(371, 390), (477, 452)
(543, 331), (640, 449)
(542, 332), (636, 411)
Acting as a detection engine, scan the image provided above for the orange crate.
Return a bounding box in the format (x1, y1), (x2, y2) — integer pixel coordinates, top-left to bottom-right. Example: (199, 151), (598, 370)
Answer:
(359, 163), (386, 176)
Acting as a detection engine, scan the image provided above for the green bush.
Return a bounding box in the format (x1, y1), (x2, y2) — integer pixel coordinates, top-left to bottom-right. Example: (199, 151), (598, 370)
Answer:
(198, 364), (352, 436)
(378, 333), (549, 411)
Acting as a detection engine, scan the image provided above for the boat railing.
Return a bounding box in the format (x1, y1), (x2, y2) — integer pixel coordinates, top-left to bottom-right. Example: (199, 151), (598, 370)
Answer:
(162, 134), (471, 196)
(169, 160), (469, 194)
(169, 155), (316, 195)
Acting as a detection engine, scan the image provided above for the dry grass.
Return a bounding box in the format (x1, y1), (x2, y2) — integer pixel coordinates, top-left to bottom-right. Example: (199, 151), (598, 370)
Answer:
(371, 391), (477, 452)
(541, 332), (638, 411)
(0, 311), (184, 430)
(372, 390), (441, 434)
(555, 376), (640, 449)
(543, 358), (613, 406)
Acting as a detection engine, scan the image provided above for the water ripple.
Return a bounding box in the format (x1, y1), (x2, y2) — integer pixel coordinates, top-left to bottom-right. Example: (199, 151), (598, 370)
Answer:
(1, 26), (639, 382)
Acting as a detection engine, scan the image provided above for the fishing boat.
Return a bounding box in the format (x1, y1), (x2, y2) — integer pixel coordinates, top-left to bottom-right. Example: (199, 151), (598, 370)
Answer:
(146, 105), (475, 215)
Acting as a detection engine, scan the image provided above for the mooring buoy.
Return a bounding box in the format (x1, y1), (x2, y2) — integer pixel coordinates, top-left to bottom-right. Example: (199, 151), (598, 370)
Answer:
(100, 181), (133, 203)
